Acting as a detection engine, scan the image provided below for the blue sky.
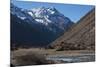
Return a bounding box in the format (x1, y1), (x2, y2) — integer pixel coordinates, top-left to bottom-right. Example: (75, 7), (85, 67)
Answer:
(11, 0), (95, 23)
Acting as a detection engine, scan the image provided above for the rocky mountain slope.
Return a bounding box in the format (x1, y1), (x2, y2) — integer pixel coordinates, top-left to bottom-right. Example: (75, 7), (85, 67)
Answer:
(11, 3), (73, 47)
(49, 8), (95, 50)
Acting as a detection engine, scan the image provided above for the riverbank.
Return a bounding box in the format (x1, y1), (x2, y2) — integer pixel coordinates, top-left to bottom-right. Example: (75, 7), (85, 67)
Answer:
(11, 48), (95, 66)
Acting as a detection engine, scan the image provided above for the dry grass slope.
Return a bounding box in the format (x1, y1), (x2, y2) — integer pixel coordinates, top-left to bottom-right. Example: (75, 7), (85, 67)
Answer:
(49, 8), (95, 50)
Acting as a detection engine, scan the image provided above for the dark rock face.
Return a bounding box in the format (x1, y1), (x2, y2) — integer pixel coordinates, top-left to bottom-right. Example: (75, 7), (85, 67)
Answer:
(49, 8), (95, 50)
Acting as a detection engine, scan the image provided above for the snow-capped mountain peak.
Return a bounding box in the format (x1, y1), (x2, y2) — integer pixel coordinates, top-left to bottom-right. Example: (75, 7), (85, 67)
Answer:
(11, 3), (73, 32)
(29, 7), (59, 18)
(11, 3), (74, 47)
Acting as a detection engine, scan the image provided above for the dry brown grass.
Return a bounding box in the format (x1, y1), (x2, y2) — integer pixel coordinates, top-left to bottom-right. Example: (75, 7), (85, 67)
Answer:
(11, 49), (54, 66)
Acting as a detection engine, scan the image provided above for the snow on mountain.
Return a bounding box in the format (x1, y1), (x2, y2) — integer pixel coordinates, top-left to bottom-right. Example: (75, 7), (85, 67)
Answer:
(11, 4), (73, 32)
(27, 6), (71, 28)
(11, 3), (74, 47)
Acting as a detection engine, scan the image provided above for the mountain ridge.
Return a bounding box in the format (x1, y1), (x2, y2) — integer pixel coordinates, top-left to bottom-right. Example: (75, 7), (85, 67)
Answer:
(48, 8), (95, 50)
(11, 3), (73, 48)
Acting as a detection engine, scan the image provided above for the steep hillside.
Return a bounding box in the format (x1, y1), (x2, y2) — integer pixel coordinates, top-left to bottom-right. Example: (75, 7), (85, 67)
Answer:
(49, 8), (95, 50)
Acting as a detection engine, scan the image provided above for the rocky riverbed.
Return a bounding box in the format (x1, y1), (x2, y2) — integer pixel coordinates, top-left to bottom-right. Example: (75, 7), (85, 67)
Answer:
(11, 48), (95, 66)
(46, 54), (95, 63)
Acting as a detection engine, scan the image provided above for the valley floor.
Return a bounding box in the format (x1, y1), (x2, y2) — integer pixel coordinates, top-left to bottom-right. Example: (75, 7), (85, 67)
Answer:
(11, 48), (95, 66)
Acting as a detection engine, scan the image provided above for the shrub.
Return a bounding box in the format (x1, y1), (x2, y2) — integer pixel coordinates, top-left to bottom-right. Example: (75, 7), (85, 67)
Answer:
(56, 47), (64, 51)
(13, 51), (49, 66)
